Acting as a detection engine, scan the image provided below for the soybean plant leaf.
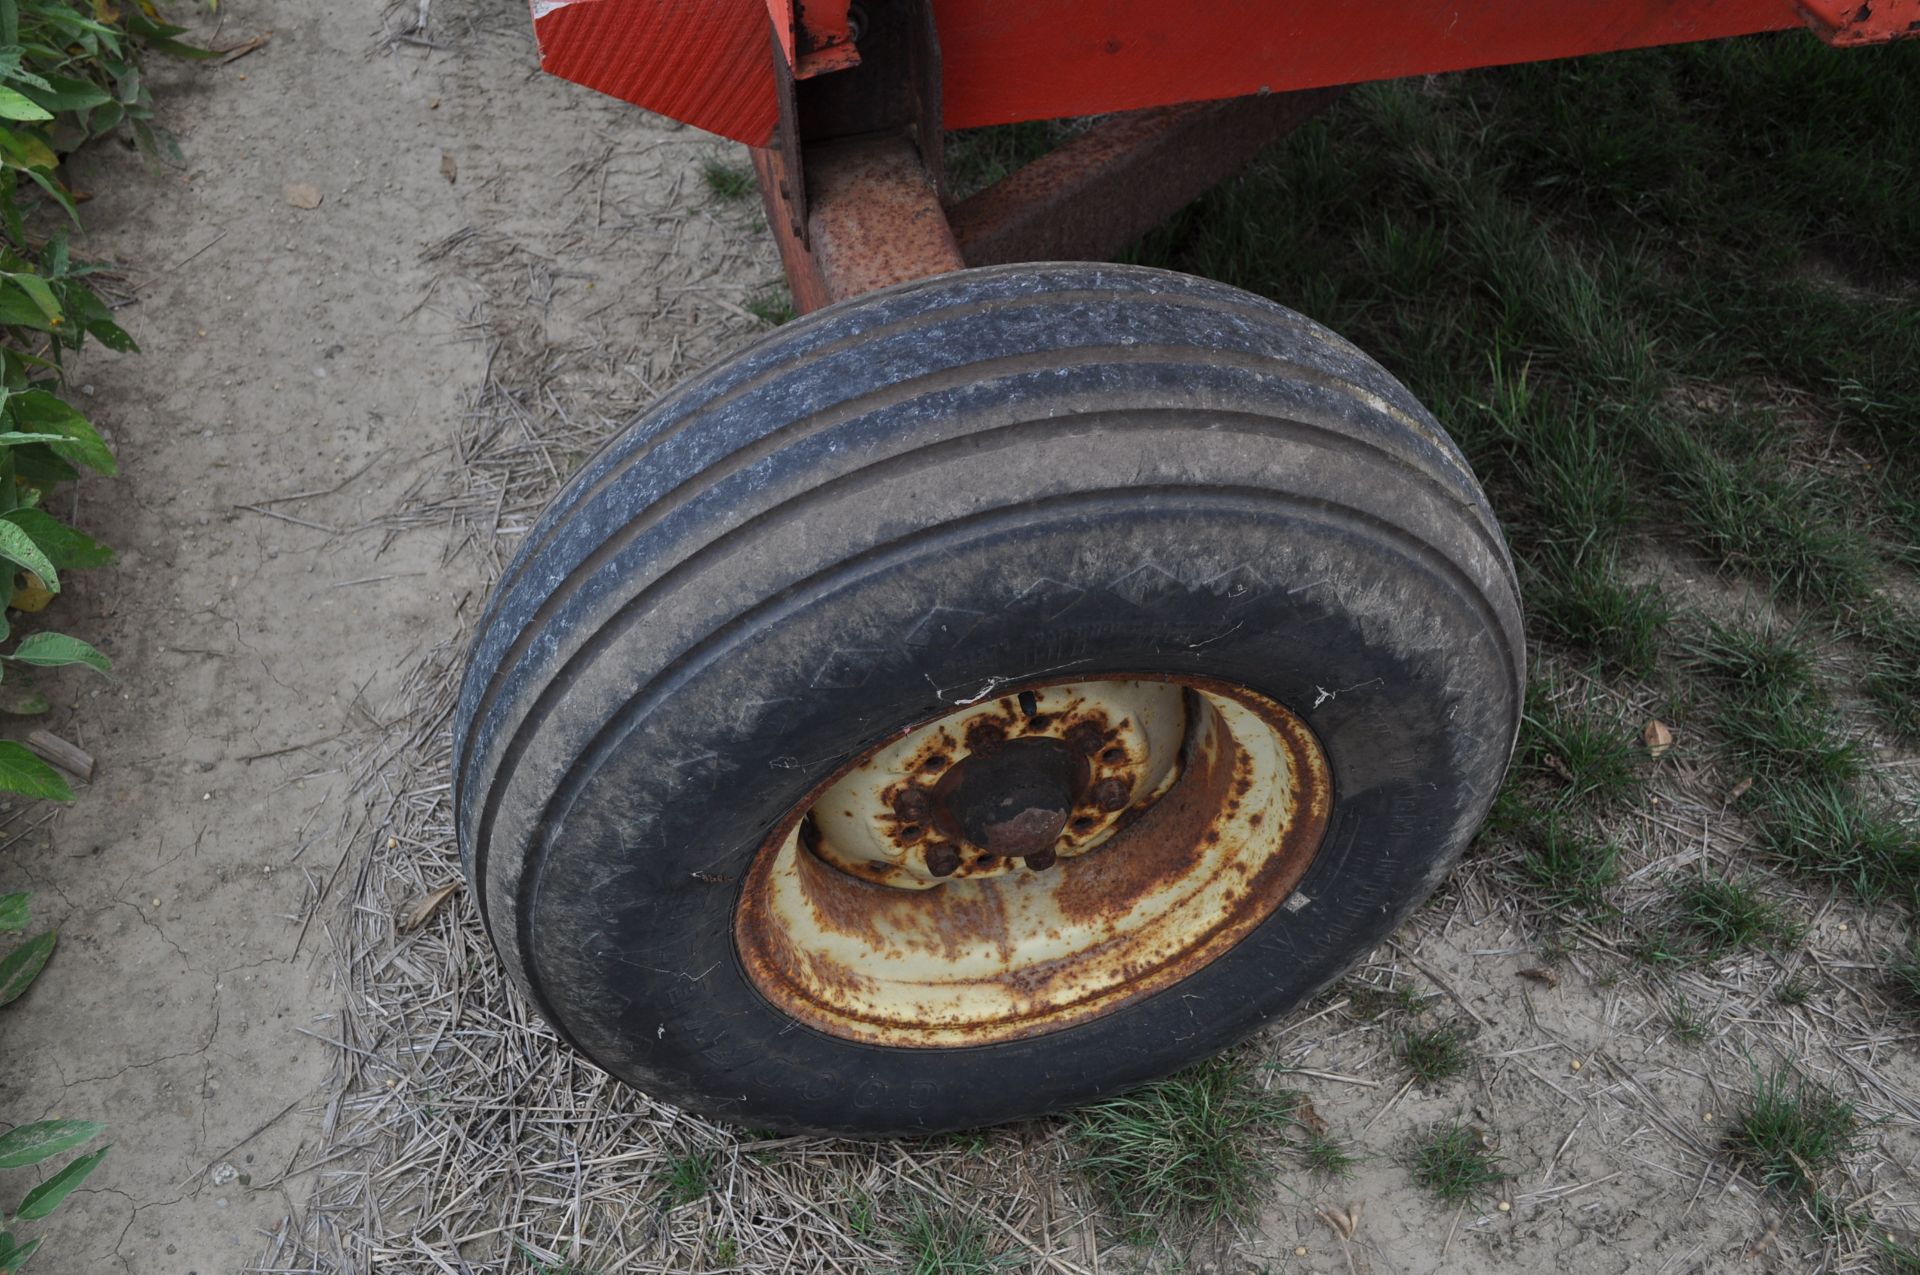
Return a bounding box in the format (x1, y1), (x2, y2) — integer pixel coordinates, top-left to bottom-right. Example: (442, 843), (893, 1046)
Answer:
(0, 1235), (42, 1272)
(19, 76), (112, 113)
(7, 392), (113, 474)
(0, 511), (112, 569)
(0, 929), (55, 1006)
(0, 891), (26, 931)
(0, 741), (69, 802)
(0, 87), (52, 121)
(0, 521), (56, 591)
(0, 1119), (99, 1169)
(0, 276), (60, 327)
(8, 445), (76, 484)
(16, 1144), (110, 1219)
(10, 633), (109, 674)
(0, 434), (67, 446)
(82, 318), (135, 353)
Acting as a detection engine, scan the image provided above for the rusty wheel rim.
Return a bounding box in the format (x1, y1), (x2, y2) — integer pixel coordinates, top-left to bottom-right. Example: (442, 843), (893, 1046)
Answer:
(734, 676), (1332, 1048)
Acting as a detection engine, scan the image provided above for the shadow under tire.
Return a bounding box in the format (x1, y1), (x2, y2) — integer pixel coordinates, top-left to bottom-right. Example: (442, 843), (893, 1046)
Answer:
(453, 262), (1524, 1135)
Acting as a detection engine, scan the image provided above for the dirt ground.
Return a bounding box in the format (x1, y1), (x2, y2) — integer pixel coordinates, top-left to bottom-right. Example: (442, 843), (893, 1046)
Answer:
(0, 1), (767, 1271)
(1, 3), (1915, 1274)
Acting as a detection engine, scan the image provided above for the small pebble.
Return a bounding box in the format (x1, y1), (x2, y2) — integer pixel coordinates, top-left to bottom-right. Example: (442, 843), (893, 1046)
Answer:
(1294, 1248), (1308, 1257)
(1569, 1059), (1583, 1072)
(1497, 1200), (1511, 1212)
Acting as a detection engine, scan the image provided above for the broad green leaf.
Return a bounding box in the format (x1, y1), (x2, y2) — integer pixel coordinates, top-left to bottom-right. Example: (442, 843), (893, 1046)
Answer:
(0, 287), (55, 333)
(0, 892), (26, 931)
(0, 87), (51, 122)
(0, 130), (56, 172)
(0, 741), (68, 802)
(10, 633), (109, 674)
(19, 76), (112, 114)
(0, 929), (54, 1005)
(0, 276), (60, 328)
(6, 392), (113, 474)
(0, 522), (55, 592)
(15, 1144), (110, 1219)
(0, 434), (67, 447)
(1, 511), (112, 569)
(1, 0), (18, 48)
(0, 1119), (99, 1170)
(0, 1235), (41, 1274)
(0, 690), (48, 716)
(8, 445), (75, 484)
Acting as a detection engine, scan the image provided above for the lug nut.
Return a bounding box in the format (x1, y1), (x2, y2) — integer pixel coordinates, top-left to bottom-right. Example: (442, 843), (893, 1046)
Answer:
(1094, 777), (1131, 812)
(1065, 722), (1105, 756)
(924, 843), (960, 877)
(1024, 847), (1057, 872)
(893, 787), (931, 822)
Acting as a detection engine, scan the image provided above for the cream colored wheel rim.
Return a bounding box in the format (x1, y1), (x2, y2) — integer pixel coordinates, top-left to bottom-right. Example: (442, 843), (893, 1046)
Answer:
(734, 676), (1332, 1047)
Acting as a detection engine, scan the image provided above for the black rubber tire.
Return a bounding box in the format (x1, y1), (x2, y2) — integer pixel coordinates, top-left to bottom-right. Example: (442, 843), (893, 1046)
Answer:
(454, 263), (1524, 1136)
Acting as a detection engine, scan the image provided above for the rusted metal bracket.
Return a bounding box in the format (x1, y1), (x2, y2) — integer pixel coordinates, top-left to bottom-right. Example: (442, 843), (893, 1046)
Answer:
(948, 90), (1344, 269)
(752, 3), (1333, 314)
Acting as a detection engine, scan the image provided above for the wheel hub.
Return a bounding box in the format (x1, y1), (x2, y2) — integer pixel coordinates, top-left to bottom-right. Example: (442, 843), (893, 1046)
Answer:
(734, 676), (1333, 1047)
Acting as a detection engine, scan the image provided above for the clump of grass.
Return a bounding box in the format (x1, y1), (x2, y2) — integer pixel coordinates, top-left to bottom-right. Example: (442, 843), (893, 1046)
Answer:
(1661, 440), (1874, 606)
(1750, 779), (1920, 905)
(1068, 1054), (1299, 1227)
(700, 158), (755, 201)
(1774, 976), (1814, 1008)
(1344, 981), (1431, 1020)
(1397, 1026), (1472, 1085)
(745, 289), (796, 326)
(1408, 1120), (1506, 1203)
(1509, 816), (1621, 917)
(1666, 997), (1710, 1045)
(1684, 618), (1816, 697)
(1526, 547), (1669, 677)
(658, 1151), (715, 1207)
(1299, 1132), (1358, 1179)
(1714, 686), (1861, 787)
(1725, 1068), (1858, 1197)
(1885, 941), (1920, 1011)
(1672, 874), (1797, 955)
(1859, 606), (1920, 743)
(1517, 691), (1642, 812)
(890, 1200), (1000, 1275)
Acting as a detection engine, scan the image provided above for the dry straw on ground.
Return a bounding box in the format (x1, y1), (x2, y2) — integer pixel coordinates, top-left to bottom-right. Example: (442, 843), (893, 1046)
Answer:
(253, 10), (1920, 1273)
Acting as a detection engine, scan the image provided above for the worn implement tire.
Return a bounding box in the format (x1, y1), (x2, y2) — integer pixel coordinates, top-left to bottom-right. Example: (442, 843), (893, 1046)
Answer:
(454, 263), (1524, 1136)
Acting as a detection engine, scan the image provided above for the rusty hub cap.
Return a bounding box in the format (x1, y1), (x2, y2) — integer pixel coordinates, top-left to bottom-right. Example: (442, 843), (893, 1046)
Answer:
(734, 677), (1332, 1047)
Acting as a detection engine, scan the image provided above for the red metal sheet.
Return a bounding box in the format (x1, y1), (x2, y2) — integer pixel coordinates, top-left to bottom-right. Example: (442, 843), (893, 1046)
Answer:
(933, 0), (1806, 129)
(532, 0), (1828, 146)
(1799, 0), (1920, 43)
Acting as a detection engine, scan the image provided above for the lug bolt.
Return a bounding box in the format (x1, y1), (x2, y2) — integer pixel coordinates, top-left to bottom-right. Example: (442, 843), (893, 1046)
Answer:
(893, 787), (931, 823)
(1024, 847), (1057, 872)
(1065, 722), (1105, 756)
(924, 843), (960, 877)
(1094, 777), (1131, 812)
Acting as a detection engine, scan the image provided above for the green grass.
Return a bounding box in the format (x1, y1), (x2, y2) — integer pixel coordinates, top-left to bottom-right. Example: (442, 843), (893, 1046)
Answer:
(1397, 1026), (1472, 1086)
(1684, 619), (1817, 698)
(1774, 976), (1814, 1008)
(745, 288), (796, 326)
(1068, 1054), (1300, 1228)
(659, 1151), (715, 1207)
(1714, 687), (1861, 787)
(1726, 1068), (1859, 1197)
(1298, 1132), (1359, 1180)
(1509, 816), (1621, 917)
(1408, 1120), (1506, 1204)
(890, 1201), (1002, 1275)
(1515, 690), (1643, 812)
(943, 121), (1057, 201)
(1886, 941), (1920, 1012)
(1667, 997), (1710, 1046)
(1672, 875), (1797, 955)
(1748, 778), (1920, 906)
(1343, 981), (1432, 1020)
(700, 158), (755, 201)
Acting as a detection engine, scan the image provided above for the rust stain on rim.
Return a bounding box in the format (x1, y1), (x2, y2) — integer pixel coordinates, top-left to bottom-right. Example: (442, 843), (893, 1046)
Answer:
(734, 676), (1333, 1047)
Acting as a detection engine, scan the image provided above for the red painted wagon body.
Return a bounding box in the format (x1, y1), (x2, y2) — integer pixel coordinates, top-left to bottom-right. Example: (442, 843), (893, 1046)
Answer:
(528, 0), (1917, 311)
